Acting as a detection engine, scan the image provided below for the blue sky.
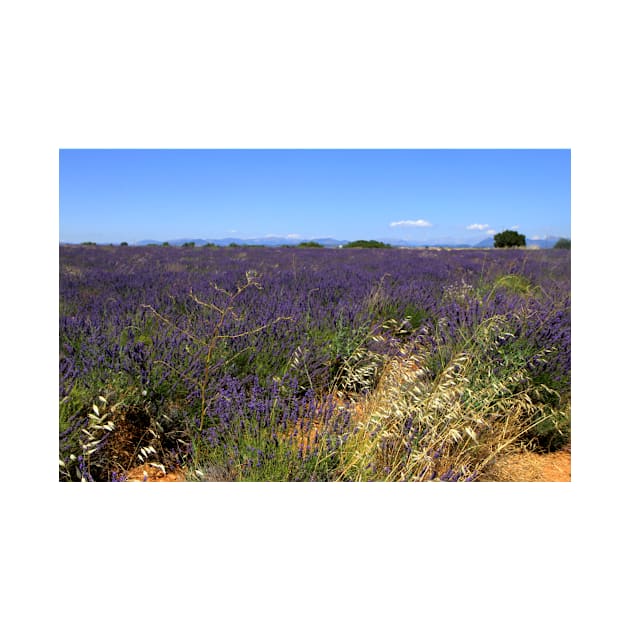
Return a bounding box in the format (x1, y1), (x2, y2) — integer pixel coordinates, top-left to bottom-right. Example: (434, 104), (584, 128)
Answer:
(59, 149), (570, 244)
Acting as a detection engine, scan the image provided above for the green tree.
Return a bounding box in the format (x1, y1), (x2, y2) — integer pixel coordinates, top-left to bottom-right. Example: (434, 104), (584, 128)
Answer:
(553, 238), (571, 249)
(298, 241), (324, 248)
(120, 241), (129, 247)
(493, 230), (526, 248)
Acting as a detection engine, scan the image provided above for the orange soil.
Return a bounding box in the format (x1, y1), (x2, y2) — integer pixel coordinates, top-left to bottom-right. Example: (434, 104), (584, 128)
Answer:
(124, 449), (570, 482)
(125, 464), (187, 482)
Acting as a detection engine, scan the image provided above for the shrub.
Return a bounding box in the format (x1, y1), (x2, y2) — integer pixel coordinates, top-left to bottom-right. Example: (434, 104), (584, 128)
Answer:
(343, 240), (392, 248)
(553, 238), (571, 249)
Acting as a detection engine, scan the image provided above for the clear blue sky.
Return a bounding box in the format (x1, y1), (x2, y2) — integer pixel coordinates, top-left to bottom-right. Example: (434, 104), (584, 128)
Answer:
(59, 149), (570, 244)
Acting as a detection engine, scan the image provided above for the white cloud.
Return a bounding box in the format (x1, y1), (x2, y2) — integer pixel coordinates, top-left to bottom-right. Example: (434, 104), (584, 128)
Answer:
(466, 223), (490, 231)
(486, 229), (496, 235)
(390, 219), (432, 228)
(286, 233), (302, 239)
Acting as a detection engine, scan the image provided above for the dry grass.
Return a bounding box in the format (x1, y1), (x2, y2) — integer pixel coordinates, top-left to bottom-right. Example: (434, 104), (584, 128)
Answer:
(333, 316), (568, 481)
(478, 445), (571, 482)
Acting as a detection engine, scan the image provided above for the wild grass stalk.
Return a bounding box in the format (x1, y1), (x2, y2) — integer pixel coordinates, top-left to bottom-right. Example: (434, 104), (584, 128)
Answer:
(333, 315), (569, 481)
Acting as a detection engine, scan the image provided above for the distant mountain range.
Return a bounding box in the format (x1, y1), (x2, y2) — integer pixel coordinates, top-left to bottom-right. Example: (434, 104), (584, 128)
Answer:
(63, 235), (567, 249)
(136, 237), (349, 247)
(133, 236), (567, 249)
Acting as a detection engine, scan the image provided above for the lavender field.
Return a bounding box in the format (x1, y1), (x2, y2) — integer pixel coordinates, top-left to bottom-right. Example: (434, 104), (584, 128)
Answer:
(59, 245), (570, 482)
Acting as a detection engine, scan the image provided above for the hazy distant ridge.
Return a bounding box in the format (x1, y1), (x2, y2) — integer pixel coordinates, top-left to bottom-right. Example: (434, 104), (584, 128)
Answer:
(62, 236), (568, 248)
(133, 235), (566, 248)
(135, 237), (350, 247)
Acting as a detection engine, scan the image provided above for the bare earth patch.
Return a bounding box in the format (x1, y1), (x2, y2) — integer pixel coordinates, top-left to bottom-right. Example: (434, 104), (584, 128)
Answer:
(126, 464), (187, 482)
(123, 449), (571, 482)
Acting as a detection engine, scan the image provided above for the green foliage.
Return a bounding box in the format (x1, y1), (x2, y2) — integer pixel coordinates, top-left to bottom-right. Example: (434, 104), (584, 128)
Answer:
(493, 274), (531, 294)
(493, 230), (526, 248)
(120, 242), (129, 246)
(162, 242), (170, 246)
(485, 274), (534, 298)
(372, 302), (432, 332)
(182, 241), (196, 247)
(297, 241), (324, 248)
(402, 305), (431, 329)
(526, 405), (571, 451)
(343, 240), (392, 248)
(60, 383), (95, 434)
(553, 238), (571, 249)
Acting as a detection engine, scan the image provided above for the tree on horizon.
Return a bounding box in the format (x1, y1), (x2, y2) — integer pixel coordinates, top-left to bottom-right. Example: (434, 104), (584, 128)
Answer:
(493, 230), (526, 248)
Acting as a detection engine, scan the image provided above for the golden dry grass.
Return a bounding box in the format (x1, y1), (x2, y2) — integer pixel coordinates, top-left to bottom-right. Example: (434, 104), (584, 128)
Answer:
(478, 445), (571, 481)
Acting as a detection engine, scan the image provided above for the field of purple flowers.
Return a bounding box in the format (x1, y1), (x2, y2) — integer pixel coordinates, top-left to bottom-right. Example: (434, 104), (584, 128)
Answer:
(59, 245), (570, 482)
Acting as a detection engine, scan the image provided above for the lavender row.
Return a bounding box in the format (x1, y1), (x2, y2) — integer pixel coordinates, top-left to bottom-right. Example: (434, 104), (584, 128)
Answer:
(60, 245), (569, 395)
(59, 245), (570, 479)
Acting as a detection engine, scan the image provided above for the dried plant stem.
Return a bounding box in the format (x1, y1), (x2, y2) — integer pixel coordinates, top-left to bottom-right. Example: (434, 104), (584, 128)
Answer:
(146, 274), (292, 433)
